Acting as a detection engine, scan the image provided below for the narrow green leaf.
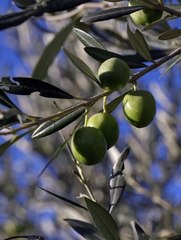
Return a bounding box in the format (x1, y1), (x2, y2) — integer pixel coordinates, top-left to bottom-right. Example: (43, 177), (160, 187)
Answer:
(85, 198), (120, 240)
(81, 6), (143, 23)
(131, 221), (149, 240)
(160, 55), (181, 78)
(127, 25), (152, 61)
(32, 21), (75, 80)
(73, 28), (106, 50)
(106, 94), (127, 113)
(13, 0), (36, 8)
(38, 185), (87, 210)
(84, 47), (146, 68)
(32, 107), (85, 138)
(65, 219), (102, 240)
(158, 29), (181, 40)
(64, 48), (101, 86)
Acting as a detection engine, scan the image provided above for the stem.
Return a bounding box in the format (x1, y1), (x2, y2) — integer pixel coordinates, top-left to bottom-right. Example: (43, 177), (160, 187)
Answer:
(76, 164), (96, 201)
(130, 46), (181, 83)
(0, 90), (112, 136)
(103, 95), (108, 113)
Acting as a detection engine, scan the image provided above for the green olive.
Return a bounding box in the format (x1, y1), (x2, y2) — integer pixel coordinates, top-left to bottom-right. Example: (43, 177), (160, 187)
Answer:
(123, 90), (156, 128)
(98, 57), (130, 91)
(87, 112), (119, 149)
(71, 127), (107, 165)
(129, 0), (163, 26)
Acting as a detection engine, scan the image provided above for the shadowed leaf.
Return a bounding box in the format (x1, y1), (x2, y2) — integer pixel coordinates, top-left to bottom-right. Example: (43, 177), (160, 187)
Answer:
(38, 185), (87, 210)
(32, 107), (85, 138)
(81, 6), (143, 23)
(85, 197), (120, 240)
(109, 146), (130, 213)
(65, 218), (103, 240)
(0, 130), (31, 156)
(131, 221), (149, 240)
(127, 25), (152, 61)
(84, 47), (146, 68)
(64, 48), (101, 85)
(3, 235), (45, 240)
(13, 0), (36, 9)
(0, 77), (75, 99)
(73, 28), (106, 49)
(158, 29), (181, 40)
(32, 20), (75, 80)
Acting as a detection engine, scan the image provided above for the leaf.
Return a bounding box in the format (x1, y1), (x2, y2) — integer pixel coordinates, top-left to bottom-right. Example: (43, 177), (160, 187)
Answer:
(106, 93), (129, 114)
(131, 221), (149, 240)
(64, 48), (101, 86)
(84, 47), (146, 68)
(73, 28), (106, 49)
(127, 25), (152, 61)
(65, 219), (103, 240)
(38, 185), (87, 210)
(81, 6), (144, 23)
(32, 20), (75, 80)
(109, 146), (130, 213)
(0, 8), (34, 30)
(161, 55), (181, 79)
(84, 197), (120, 240)
(3, 235), (45, 240)
(0, 90), (21, 110)
(158, 29), (181, 40)
(32, 107), (85, 138)
(13, 0), (36, 9)
(0, 130), (31, 156)
(0, 77), (75, 99)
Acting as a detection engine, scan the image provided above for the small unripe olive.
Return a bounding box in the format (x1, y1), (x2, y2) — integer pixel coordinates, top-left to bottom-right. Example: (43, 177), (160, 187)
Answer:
(123, 90), (156, 128)
(87, 112), (119, 149)
(129, 0), (163, 26)
(71, 127), (107, 165)
(98, 58), (130, 91)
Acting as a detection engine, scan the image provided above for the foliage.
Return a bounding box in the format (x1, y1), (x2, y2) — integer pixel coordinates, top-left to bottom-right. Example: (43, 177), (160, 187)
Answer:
(0, 0), (181, 239)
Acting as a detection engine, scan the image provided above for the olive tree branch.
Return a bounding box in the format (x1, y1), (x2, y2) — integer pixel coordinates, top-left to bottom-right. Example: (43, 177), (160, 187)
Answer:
(130, 46), (181, 83)
(0, 90), (112, 135)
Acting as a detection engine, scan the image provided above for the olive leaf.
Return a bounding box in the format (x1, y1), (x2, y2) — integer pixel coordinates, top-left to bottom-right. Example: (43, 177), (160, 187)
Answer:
(13, 0), (36, 9)
(0, 77), (76, 99)
(84, 47), (146, 68)
(84, 197), (120, 240)
(73, 28), (106, 49)
(32, 107), (85, 138)
(127, 24), (152, 61)
(81, 6), (144, 23)
(64, 219), (103, 240)
(64, 48), (101, 86)
(38, 185), (87, 210)
(109, 146), (130, 213)
(158, 29), (181, 40)
(32, 20), (75, 80)
(3, 235), (45, 240)
(131, 221), (150, 240)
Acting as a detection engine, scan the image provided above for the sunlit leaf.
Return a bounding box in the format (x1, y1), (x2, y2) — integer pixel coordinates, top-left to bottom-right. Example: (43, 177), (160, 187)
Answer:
(85, 197), (120, 240)
(32, 107), (85, 138)
(65, 219), (103, 240)
(109, 146), (130, 213)
(81, 6), (143, 23)
(158, 29), (181, 40)
(32, 20), (75, 80)
(127, 25), (152, 61)
(84, 47), (146, 68)
(38, 185), (87, 210)
(0, 77), (75, 99)
(131, 221), (149, 240)
(64, 48), (101, 86)
(73, 28), (106, 49)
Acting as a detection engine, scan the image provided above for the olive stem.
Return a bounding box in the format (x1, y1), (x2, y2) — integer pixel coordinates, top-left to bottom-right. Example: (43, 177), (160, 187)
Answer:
(76, 164), (96, 201)
(0, 91), (112, 136)
(103, 95), (108, 113)
(130, 46), (181, 83)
